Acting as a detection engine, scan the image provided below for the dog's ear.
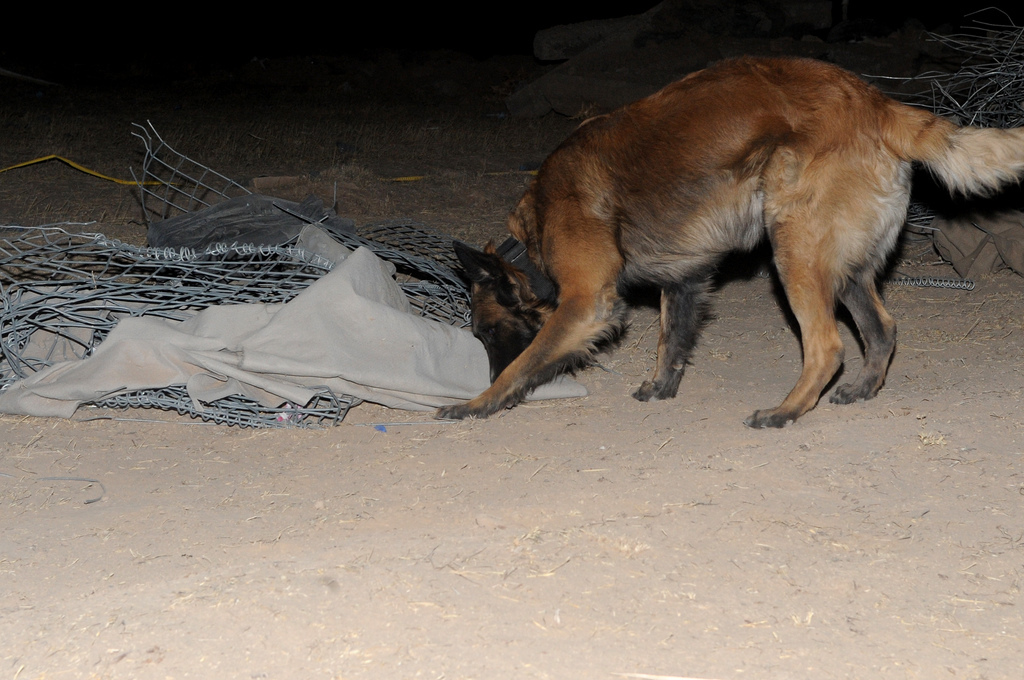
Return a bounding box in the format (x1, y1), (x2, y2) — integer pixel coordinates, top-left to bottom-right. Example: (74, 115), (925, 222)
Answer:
(453, 240), (530, 309)
(453, 240), (506, 285)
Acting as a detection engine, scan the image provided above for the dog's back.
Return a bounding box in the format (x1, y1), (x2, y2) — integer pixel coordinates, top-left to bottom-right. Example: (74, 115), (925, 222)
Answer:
(443, 57), (1024, 425)
(517, 57), (1019, 287)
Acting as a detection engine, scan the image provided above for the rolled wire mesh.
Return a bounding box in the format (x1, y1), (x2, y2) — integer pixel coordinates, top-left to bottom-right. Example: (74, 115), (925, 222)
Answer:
(94, 386), (351, 428)
(0, 126), (471, 427)
(132, 122), (470, 323)
(0, 224), (469, 427)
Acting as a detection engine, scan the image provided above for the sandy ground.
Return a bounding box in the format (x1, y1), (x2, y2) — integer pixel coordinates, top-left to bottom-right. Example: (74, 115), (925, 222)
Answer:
(4, 268), (1021, 679)
(1, 52), (1023, 679)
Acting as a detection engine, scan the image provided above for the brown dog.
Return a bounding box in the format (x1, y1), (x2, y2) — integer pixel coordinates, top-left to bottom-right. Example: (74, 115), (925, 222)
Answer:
(438, 57), (1024, 426)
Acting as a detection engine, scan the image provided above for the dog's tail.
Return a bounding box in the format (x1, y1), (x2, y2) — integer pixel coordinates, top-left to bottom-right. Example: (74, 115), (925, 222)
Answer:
(887, 102), (1024, 196)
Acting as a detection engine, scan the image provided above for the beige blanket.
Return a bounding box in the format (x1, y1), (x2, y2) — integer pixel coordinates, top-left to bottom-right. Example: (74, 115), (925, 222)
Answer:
(0, 246), (585, 419)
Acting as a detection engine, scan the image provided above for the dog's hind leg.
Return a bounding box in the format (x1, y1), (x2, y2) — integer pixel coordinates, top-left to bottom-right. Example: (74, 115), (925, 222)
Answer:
(633, 278), (708, 402)
(745, 235), (845, 428)
(830, 272), (896, 404)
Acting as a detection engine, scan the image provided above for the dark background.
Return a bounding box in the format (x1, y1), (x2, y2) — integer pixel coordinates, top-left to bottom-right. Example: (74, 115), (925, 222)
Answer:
(4, 1), (1024, 78)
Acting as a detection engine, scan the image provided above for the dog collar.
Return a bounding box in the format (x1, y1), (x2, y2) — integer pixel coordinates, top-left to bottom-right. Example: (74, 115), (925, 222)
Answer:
(496, 236), (557, 302)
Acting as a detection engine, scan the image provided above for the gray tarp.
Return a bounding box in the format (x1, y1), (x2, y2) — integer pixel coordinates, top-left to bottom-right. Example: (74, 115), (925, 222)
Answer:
(0, 246), (585, 419)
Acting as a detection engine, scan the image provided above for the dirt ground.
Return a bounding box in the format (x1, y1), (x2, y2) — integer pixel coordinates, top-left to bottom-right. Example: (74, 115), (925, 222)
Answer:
(1, 51), (1023, 680)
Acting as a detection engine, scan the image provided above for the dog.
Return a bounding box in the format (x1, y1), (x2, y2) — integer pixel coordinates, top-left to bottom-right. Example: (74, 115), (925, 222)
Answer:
(437, 56), (1024, 426)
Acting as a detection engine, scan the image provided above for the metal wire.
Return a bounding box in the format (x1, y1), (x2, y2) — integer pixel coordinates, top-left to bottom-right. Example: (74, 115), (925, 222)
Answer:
(0, 224), (469, 428)
(890, 275), (976, 290)
(131, 123), (252, 222)
(91, 385), (355, 428)
(131, 122), (470, 324)
(0, 124), (473, 428)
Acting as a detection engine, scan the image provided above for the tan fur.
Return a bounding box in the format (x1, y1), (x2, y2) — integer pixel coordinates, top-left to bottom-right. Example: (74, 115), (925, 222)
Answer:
(437, 57), (1024, 426)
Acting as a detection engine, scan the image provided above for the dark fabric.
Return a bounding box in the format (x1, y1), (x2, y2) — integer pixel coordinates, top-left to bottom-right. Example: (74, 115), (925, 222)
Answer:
(932, 211), (1024, 278)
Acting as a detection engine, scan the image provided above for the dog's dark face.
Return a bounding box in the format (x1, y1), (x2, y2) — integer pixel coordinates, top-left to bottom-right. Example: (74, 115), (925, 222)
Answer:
(453, 241), (549, 382)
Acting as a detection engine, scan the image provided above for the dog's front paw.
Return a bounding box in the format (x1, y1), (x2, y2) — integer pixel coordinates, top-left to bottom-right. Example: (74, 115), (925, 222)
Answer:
(435, 403), (478, 421)
(743, 408), (795, 429)
(435, 398), (507, 420)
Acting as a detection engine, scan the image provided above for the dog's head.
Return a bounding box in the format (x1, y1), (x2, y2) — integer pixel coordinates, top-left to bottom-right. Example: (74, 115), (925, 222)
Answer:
(453, 240), (555, 383)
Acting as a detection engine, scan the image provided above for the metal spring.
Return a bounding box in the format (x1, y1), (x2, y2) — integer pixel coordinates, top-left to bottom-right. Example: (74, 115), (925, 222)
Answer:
(890, 275), (975, 291)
